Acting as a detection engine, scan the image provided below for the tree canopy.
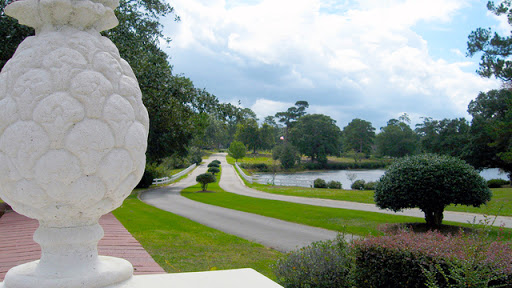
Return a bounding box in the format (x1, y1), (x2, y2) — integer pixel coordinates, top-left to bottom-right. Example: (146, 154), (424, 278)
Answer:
(466, 89), (512, 180)
(376, 117), (418, 158)
(342, 118), (375, 154)
(228, 141), (246, 162)
(289, 114), (341, 164)
(467, 0), (512, 82)
(415, 117), (470, 158)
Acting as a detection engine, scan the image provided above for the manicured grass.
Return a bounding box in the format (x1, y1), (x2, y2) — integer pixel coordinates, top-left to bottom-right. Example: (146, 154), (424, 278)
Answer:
(112, 192), (281, 279)
(247, 184), (512, 217)
(181, 185), (512, 240)
(182, 183), (427, 236)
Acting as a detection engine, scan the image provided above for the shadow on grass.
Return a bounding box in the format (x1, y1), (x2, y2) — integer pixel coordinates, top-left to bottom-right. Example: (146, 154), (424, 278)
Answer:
(380, 222), (477, 235)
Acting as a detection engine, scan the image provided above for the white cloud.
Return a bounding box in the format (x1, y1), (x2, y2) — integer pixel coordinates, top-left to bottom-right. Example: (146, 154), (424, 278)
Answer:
(166, 0), (500, 128)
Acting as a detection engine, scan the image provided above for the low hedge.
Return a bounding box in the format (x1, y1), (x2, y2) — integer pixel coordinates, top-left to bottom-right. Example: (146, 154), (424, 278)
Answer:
(303, 161), (387, 170)
(352, 230), (512, 288)
(240, 163), (270, 172)
(487, 179), (510, 188)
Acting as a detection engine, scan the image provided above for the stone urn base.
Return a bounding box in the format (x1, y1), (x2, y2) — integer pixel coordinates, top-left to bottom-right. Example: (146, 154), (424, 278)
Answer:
(3, 256), (132, 288)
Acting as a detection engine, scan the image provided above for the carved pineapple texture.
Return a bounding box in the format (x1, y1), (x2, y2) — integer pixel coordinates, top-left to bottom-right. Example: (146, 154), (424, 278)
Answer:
(0, 30), (149, 227)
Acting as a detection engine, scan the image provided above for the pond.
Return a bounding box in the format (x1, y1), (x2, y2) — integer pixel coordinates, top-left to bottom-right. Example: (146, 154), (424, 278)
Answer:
(254, 168), (509, 189)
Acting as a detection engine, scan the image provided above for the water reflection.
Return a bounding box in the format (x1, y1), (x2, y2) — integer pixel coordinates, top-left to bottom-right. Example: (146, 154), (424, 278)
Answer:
(255, 168), (508, 189)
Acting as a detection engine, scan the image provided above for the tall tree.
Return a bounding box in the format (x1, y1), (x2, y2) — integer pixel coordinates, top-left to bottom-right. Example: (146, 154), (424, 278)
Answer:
(289, 114), (341, 164)
(235, 119), (261, 154)
(342, 118), (376, 154)
(415, 117), (471, 158)
(275, 100), (309, 141)
(466, 89), (512, 181)
(467, 0), (512, 82)
(376, 117), (418, 157)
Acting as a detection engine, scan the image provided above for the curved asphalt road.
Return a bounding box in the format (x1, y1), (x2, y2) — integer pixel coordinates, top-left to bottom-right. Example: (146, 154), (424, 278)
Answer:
(217, 153), (512, 228)
(140, 157), (340, 252)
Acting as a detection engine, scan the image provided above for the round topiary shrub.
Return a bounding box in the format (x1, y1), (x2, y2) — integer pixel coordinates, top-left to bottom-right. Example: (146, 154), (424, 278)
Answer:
(314, 178), (327, 188)
(375, 154), (491, 228)
(207, 162), (220, 168)
(196, 173), (217, 191)
(208, 167), (220, 175)
(363, 181), (378, 190)
(327, 180), (342, 189)
(351, 179), (366, 190)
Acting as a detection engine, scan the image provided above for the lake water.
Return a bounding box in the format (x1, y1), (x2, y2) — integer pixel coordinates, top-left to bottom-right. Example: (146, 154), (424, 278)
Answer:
(255, 168), (509, 189)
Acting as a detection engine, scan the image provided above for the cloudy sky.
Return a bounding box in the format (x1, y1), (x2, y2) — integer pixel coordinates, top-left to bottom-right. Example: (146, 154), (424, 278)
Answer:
(161, 0), (505, 130)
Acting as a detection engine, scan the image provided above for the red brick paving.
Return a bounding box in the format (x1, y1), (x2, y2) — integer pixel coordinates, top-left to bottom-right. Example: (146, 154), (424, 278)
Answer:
(0, 211), (165, 281)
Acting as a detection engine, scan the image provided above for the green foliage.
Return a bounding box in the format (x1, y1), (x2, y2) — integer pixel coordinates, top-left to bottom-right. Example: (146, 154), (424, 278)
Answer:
(289, 114), (342, 164)
(487, 179), (510, 188)
(188, 147), (203, 165)
(375, 154), (492, 227)
(376, 117), (418, 157)
(343, 118), (376, 154)
(277, 143), (299, 169)
(228, 141), (246, 162)
(207, 162), (220, 168)
(137, 166), (157, 188)
(327, 181), (342, 189)
(353, 230), (512, 288)
(275, 101), (309, 139)
(415, 117), (471, 158)
(207, 167), (220, 175)
(351, 180), (366, 190)
(235, 119), (261, 154)
(466, 89), (512, 182)
(196, 173), (216, 191)
(314, 178), (327, 188)
(0, 0), (34, 70)
(211, 160), (221, 165)
(273, 235), (354, 288)
(363, 181), (378, 190)
(467, 0), (512, 82)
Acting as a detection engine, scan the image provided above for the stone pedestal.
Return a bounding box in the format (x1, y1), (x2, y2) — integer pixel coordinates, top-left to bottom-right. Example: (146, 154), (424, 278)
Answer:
(1, 269), (283, 288)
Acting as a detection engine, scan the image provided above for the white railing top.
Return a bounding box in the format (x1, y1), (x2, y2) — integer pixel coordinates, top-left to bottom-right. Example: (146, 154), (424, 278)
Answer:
(152, 163), (197, 185)
(234, 162), (256, 184)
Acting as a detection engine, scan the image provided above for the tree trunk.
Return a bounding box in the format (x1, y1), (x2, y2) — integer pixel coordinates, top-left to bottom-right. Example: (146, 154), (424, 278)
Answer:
(424, 209), (444, 228)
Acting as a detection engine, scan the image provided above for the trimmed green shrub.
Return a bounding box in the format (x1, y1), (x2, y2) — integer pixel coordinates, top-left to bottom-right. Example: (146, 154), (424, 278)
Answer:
(274, 235), (354, 288)
(207, 167), (220, 175)
(211, 160), (221, 165)
(207, 162), (220, 168)
(352, 230), (512, 288)
(487, 179), (509, 188)
(136, 164), (161, 188)
(375, 154), (491, 227)
(314, 178), (327, 188)
(351, 179), (366, 190)
(327, 180), (342, 189)
(196, 173), (217, 191)
(363, 181), (378, 190)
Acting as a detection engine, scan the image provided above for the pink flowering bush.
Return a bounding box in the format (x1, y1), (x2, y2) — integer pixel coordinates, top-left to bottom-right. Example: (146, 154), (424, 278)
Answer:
(352, 230), (512, 287)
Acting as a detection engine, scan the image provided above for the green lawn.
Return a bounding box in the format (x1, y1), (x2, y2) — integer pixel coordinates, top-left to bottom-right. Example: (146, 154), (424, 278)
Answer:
(247, 184), (512, 217)
(112, 192), (281, 279)
(183, 182), (428, 236)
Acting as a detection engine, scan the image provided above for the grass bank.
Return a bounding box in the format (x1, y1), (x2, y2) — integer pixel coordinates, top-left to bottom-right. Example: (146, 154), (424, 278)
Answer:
(181, 185), (512, 240)
(246, 184), (512, 217)
(112, 191), (281, 279)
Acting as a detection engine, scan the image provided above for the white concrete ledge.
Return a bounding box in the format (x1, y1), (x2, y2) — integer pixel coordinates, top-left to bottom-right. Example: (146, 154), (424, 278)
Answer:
(1, 268), (283, 288)
(108, 269), (283, 288)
